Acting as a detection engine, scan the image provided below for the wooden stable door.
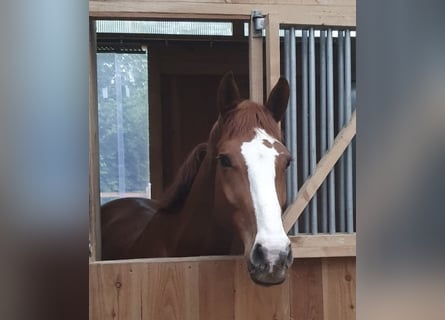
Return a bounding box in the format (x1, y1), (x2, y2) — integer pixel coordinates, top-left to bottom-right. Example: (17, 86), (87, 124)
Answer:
(147, 44), (250, 198)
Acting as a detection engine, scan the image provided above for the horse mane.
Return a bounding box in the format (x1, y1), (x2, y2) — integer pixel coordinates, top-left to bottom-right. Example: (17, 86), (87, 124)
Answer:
(158, 143), (208, 214)
(219, 100), (282, 141)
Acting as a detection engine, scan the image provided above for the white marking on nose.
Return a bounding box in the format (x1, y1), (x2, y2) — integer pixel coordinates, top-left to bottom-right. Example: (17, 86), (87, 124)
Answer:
(241, 128), (290, 264)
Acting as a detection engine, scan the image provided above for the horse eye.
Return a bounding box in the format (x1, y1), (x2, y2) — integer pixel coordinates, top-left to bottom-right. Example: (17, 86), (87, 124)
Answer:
(217, 154), (232, 168)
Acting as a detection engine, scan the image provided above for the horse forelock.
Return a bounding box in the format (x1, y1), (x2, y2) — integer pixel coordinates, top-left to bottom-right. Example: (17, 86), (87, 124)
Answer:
(215, 100), (282, 143)
(158, 143), (208, 214)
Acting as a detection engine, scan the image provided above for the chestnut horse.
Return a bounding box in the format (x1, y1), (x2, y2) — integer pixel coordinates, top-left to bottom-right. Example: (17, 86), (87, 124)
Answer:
(101, 72), (292, 285)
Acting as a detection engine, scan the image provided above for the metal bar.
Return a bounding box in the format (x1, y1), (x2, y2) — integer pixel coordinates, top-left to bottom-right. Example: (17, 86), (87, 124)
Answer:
(284, 29), (298, 234)
(352, 81), (356, 232)
(326, 28), (336, 234)
(308, 28), (317, 234)
(337, 30), (345, 232)
(289, 27), (298, 234)
(145, 52), (151, 199)
(319, 30), (328, 233)
(283, 111), (356, 232)
(284, 28), (291, 206)
(345, 29), (354, 233)
(115, 54), (126, 196)
(301, 29), (309, 233)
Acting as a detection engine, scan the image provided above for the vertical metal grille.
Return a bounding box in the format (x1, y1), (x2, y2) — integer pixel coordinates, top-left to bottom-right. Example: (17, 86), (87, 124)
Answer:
(283, 28), (356, 235)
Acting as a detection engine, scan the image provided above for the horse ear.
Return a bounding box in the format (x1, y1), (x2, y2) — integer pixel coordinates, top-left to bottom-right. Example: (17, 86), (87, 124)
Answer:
(266, 77), (290, 122)
(217, 71), (240, 116)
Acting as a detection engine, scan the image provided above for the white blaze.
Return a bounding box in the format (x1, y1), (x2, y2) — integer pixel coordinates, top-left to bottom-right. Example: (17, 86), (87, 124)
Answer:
(240, 128), (290, 264)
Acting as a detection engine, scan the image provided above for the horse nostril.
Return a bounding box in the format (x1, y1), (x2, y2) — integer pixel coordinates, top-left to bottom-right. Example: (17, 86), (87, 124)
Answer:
(251, 243), (267, 265)
(277, 245), (293, 267)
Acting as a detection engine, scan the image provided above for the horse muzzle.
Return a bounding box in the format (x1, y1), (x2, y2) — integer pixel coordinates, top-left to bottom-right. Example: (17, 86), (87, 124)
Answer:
(247, 242), (293, 286)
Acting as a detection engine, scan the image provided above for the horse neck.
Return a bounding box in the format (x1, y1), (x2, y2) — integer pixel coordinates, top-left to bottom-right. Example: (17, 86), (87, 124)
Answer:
(173, 154), (232, 255)
(176, 157), (214, 230)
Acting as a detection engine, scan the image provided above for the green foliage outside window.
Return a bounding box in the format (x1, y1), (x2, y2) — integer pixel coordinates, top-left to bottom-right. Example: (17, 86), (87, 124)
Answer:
(97, 53), (149, 203)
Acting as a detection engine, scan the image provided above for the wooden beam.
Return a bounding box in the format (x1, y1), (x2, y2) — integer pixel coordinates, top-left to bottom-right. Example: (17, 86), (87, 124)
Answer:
(100, 192), (150, 198)
(91, 255), (242, 266)
(90, 233), (355, 266)
(265, 14), (280, 95)
(91, 0), (354, 4)
(234, 259), (290, 319)
(89, 1), (356, 27)
(90, 256), (355, 320)
(322, 257), (356, 320)
(290, 234), (356, 258)
(290, 259), (324, 320)
(148, 48), (164, 199)
(248, 13), (264, 104)
(157, 46), (249, 76)
(89, 19), (101, 261)
(283, 111), (356, 232)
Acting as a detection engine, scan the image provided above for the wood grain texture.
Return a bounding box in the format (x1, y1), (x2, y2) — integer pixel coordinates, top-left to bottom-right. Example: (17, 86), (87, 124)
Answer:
(290, 234), (356, 258)
(199, 260), (236, 319)
(265, 15), (280, 95)
(90, 256), (356, 320)
(91, 0), (355, 4)
(141, 261), (200, 320)
(89, 19), (101, 262)
(90, 263), (142, 320)
(283, 111), (356, 232)
(89, 1), (356, 27)
(234, 259), (290, 320)
(249, 15), (264, 104)
(322, 257), (356, 320)
(290, 258), (324, 320)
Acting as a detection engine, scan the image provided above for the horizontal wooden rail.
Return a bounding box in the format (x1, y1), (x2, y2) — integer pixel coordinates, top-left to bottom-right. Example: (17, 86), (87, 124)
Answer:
(290, 234), (356, 258)
(283, 111), (356, 232)
(90, 234), (355, 265)
(89, 1), (356, 27)
(100, 191), (150, 198)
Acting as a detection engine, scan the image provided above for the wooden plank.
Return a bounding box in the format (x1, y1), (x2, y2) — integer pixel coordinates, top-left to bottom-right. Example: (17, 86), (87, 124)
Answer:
(93, 0), (355, 4)
(162, 75), (183, 185)
(283, 111), (356, 232)
(90, 262), (142, 320)
(230, 0), (355, 4)
(158, 46), (249, 76)
(142, 260), (200, 320)
(100, 191), (149, 198)
(199, 260), (235, 320)
(90, 255), (243, 266)
(89, 2), (249, 20)
(322, 257), (356, 320)
(291, 234), (356, 258)
(249, 13), (264, 104)
(89, 19), (101, 262)
(290, 258), (324, 320)
(90, 257), (356, 319)
(148, 47), (164, 199)
(234, 259), (290, 320)
(90, 233), (355, 268)
(265, 14), (280, 95)
(89, 2), (356, 27)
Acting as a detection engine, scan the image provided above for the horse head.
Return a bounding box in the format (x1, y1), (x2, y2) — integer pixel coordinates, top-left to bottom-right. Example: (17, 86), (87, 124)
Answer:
(210, 72), (292, 285)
